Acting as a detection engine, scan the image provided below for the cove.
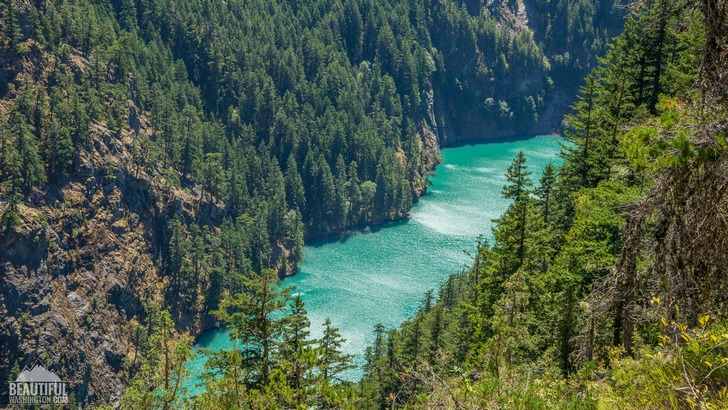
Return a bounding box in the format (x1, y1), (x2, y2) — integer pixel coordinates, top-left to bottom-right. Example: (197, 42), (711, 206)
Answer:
(186, 135), (563, 392)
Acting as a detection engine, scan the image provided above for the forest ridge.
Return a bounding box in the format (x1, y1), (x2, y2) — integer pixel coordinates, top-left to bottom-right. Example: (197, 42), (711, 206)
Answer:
(3, 0), (727, 409)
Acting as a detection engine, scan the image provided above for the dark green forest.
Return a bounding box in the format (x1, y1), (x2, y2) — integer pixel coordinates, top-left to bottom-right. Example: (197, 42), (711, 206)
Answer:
(124, 0), (727, 407)
(2, 0), (727, 408)
(355, 1), (728, 408)
(0, 0), (621, 373)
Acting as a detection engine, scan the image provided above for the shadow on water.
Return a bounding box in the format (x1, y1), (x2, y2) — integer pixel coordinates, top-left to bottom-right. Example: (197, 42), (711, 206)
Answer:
(442, 133), (560, 149)
(305, 218), (411, 248)
(193, 325), (228, 347)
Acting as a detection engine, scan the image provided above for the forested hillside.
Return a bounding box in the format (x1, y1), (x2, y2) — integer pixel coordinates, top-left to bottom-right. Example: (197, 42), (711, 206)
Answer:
(0, 0), (627, 407)
(357, 0), (728, 408)
(111, 1), (728, 407)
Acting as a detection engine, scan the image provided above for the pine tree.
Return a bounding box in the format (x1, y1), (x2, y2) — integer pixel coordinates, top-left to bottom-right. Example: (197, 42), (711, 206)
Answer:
(498, 152), (533, 265)
(284, 154), (305, 213)
(4, 0), (23, 48)
(280, 295), (316, 406)
(212, 268), (293, 387)
(0, 114), (12, 179)
(280, 296), (311, 368)
(266, 158), (288, 241)
(186, 224), (207, 308)
(1, 132), (21, 229)
(13, 120), (45, 196)
(317, 318), (354, 383)
(403, 312), (423, 366)
(489, 268), (534, 369)
(181, 106), (201, 177)
(342, 1), (363, 62)
(334, 154), (350, 230)
(347, 161), (362, 223)
(537, 162), (557, 224)
(318, 156), (337, 230)
(562, 72), (605, 189)
(598, 39), (636, 150)
(502, 151), (532, 201)
(122, 309), (194, 410)
(428, 305), (444, 364)
(362, 323), (389, 410)
(44, 124), (74, 182)
(167, 217), (187, 292)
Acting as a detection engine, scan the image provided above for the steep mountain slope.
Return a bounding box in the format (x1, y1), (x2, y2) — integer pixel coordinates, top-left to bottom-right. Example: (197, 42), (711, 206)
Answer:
(358, 1), (728, 408)
(431, 0), (624, 142)
(0, 0), (624, 406)
(0, 42), (251, 405)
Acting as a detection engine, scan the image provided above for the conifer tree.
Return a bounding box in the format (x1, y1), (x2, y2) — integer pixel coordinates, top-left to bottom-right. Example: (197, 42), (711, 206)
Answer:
(489, 268), (535, 369)
(498, 152), (533, 265)
(362, 323), (390, 410)
(4, 0), (23, 48)
(43, 123), (74, 182)
(0, 114), (11, 179)
(284, 154), (305, 213)
(502, 151), (532, 201)
(562, 72), (602, 189)
(347, 161), (362, 223)
(428, 305), (444, 364)
(212, 269), (294, 387)
(280, 295), (316, 405)
(317, 318), (354, 383)
(122, 309), (194, 410)
(537, 162), (557, 224)
(334, 154), (350, 230)
(13, 120), (45, 196)
(167, 217), (187, 292)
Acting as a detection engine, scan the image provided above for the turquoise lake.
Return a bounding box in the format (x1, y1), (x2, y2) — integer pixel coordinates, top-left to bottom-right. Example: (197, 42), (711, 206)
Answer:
(187, 135), (563, 391)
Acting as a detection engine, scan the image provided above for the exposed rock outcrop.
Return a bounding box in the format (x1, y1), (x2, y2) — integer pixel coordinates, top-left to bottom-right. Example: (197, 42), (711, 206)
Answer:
(0, 46), (256, 407)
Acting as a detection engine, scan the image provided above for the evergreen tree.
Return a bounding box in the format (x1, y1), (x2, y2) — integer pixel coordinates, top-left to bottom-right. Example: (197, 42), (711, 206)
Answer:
(122, 309), (195, 410)
(167, 216), (187, 293)
(361, 323), (390, 410)
(537, 162), (557, 224)
(488, 268), (535, 369)
(561, 71), (606, 189)
(279, 295), (316, 405)
(498, 152), (533, 266)
(0, 114), (12, 179)
(284, 154), (305, 213)
(317, 318), (354, 383)
(4, 0), (23, 48)
(43, 124), (74, 182)
(428, 305), (444, 364)
(212, 268), (293, 387)
(13, 120), (45, 196)
(502, 151), (532, 201)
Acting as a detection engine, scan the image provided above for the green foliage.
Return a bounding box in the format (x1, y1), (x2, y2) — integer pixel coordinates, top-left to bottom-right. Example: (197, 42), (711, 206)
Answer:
(319, 318), (355, 383)
(3, 0), (719, 408)
(195, 270), (356, 409)
(122, 309), (196, 410)
(594, 316), (728, 409)
(359, 2), (726, 408)
(210, 269), (293, 388)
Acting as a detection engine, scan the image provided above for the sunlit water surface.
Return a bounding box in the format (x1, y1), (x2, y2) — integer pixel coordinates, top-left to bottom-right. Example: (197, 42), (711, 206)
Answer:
(186, 136), (563, 393)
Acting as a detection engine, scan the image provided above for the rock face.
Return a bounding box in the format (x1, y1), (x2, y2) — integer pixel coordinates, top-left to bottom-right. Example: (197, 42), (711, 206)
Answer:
(0, 1), (623, 406)
(430, 0), (624, 145)
(0, 109), (224, 406)
(0, 51), (435, 409)
(0, 45), (236, 407)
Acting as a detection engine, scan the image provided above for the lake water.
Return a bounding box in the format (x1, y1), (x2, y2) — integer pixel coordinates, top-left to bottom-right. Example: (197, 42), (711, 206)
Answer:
(187, 135), (563, 392)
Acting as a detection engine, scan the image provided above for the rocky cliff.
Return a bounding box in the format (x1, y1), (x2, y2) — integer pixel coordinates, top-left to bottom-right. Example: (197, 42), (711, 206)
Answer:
(0, 0), (623, 406)
(0, 43), (296, 407)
